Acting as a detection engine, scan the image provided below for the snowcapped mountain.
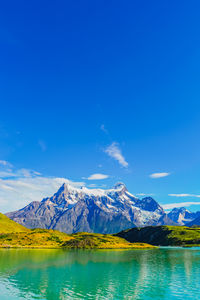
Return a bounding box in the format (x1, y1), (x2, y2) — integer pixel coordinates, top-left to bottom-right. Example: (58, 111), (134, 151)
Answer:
(167, 207), (200, 225)
(187, 216), (200, 227)
(6, 182), (175, 234)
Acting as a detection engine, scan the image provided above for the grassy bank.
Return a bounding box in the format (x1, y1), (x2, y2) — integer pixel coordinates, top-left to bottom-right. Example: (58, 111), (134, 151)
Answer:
(0, 213), (155, 249)
(117, 225), (200, 246)
(0, 229), (155, 249)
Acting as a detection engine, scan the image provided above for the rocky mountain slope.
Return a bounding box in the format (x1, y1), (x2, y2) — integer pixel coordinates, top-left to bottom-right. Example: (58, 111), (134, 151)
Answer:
(6, 182), (175, 234)
(167, 207), (200, 225)
(186, 215), (200, 227)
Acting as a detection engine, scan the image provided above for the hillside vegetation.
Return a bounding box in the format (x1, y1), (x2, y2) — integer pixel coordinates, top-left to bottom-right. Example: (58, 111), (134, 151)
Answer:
(0, 214), (155, 249)
(62, 232), (154, 249)
(0, 229), (155, 249)
(117, 225), (200, 246)
(0, 213), (29, 233)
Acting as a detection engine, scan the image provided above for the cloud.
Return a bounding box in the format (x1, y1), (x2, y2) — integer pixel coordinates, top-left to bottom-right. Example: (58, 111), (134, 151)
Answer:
(149, 172), (170, 178)
(0, 168), (41, 179)
(163, 193), (200, 210)
(38, 140), (47, 152)
(105, 142), (128, 168)
(168, 193), (200, 197)
(0, 171), (17, 178)
(163, 202), (200, 210)
(83, 173), (109, 180)
(136, 193), (155, 197)
(87, 183), (107, 188)
(0, 160), (13, 167)
(0, 176), (85, 213)
(100, 124), (109, 134)
(0, 160), (85, 213)
(87, 184), (97, 188)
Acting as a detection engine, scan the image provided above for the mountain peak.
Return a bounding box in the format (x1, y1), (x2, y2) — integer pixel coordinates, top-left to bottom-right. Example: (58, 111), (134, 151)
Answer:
(139, 197), (163, 212)
(168, 206), (197, 225)
(171, 207), (190, 213)
(113, 182), (127, 190)
(54, 183), (69, 196)
(141, 196), (155, 202)
(7, 182), (172, 234)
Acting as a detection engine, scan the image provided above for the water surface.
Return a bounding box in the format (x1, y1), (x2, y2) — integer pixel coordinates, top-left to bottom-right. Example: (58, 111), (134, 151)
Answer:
(0, 247), (200, 299)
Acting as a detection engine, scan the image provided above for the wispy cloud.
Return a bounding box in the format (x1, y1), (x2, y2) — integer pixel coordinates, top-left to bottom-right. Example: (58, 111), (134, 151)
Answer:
(168, 193), (200, 198)
(163, 202), (200, 210)
(150, 172), (170, 178)
(105, 142), (128, 168)
(87, 183), (97, 188)
(0, 160), (84, 212)
(136, 193), (155, 197)
(83, 173), (109, 180)
(38, 140), (47, 152)
(0, 168), (41, 179)
(0, 176), (85, 213)
(100, 124), (109, 134)
(0, 160), (13, 168)
(86, 183), (108, 188)
(163, 193), (200, 209)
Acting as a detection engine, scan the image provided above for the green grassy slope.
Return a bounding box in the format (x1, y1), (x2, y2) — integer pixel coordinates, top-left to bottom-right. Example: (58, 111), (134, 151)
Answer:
(0, 214), (155, 249)
(0, 213), (29, 233)
(117, 226), (200, 246)
(0, 229), (155, 249)
(62, 232), (155, 249)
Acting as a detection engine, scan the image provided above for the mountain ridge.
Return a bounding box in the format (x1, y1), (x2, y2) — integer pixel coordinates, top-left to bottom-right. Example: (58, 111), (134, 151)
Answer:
(167, 207), (200, 225)
(6, 182), (176, 234)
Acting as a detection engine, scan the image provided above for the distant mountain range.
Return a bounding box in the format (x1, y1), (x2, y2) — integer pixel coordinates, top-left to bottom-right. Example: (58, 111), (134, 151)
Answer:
(168, 207), (200, 225)
(6, 182), (200, 233)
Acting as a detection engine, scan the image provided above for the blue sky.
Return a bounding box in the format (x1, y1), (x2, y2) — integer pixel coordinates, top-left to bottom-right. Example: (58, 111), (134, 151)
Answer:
(1, 1), (200, 212)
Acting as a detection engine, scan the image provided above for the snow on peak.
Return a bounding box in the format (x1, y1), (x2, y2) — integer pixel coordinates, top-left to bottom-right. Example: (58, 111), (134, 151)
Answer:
(172, 207), (190, 213)
(36, 181), (165, 228)
(58, 182), (128, 197)
(113, 182), (127, 190)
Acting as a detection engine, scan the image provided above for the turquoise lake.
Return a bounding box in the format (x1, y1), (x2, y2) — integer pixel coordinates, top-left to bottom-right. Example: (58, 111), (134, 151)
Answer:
(0, 248), (200, 299)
